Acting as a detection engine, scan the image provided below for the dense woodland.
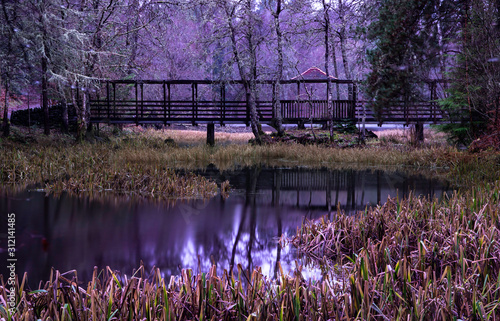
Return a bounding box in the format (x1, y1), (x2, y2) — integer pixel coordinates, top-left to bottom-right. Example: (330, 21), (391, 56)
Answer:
(0, 0), (499, 145)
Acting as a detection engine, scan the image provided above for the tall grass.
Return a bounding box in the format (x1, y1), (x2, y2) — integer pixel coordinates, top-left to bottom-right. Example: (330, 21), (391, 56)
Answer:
(291, 182), (500, 319)
(1, 263), (347, 320)
(0, 131), (219, 199)
(1, 126), (499, 199)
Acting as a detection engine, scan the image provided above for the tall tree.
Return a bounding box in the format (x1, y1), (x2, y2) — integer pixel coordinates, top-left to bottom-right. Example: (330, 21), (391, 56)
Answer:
(440, 0), (500, 145)
(335, 0), (352, 79)
(267, 0), (286, 136)
(321, 0), (335, 140)
(365, 0), (443, 123)
(218, 0), (263, 143)
(0, 0), (32, 137)
(22, 0), (142, 140)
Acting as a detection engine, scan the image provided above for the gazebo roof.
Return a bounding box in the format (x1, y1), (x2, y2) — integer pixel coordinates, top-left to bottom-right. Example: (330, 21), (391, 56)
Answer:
(291, 67), (337, 80)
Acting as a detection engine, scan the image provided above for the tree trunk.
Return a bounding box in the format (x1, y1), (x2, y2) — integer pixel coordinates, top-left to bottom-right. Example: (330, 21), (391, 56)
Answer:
(246, 0), (261, 143)
(61, 98), (69, 134)
(248, 81), (261, 143)
(85, 92), (93, 133)
(323, 0), (334, 141)
(126, 0), (140, 76)
(225, 0), (261, 143)
(42, 56), (50, 135)
(71, 84), (86, 142)
(272, 81), (285, 136)
(331, 44), (340, 99)
(338, 0), (352, 80)
(272, 0), (285, 136)
(2, 81), (10, 137)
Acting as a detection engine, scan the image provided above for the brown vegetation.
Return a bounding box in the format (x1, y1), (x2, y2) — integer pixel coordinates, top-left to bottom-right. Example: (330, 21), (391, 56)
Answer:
(0, 126), (498, 199)
(290, 183), (500, 319)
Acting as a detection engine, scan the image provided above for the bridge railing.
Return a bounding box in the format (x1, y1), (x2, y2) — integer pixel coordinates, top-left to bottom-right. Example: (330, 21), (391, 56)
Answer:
(280, 100), (354, 120)
(90, 98), (355, 124)
(90, 79), (358, 125)
(355, 101), (445, 124)
(90, 99), (278, 124)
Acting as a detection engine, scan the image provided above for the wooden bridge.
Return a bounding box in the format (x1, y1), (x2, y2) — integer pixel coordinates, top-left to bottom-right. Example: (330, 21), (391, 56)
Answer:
(89, 79), (447, 127)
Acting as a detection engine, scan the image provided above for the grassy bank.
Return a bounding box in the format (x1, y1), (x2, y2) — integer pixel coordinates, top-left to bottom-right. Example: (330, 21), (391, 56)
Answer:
(2, 183), (500, 320)
(0, 128), (220, 199)
(0, 126), (498, 196)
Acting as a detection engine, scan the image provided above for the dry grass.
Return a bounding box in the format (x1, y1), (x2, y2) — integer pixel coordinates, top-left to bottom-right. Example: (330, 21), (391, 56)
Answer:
(376, 127), (448, 146)
(289, 182), (500, 319)
(0, 264), (337, 320)
(130, 127), (255, 145)
(0, 129), (219, 199)
(0, 125), (498, 199)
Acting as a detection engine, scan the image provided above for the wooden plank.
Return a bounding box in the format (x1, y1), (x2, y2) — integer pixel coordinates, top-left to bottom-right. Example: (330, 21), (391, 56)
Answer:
(140, 83), (144, 119)
(135, 83), (138, 125)
(163, 81), (167, 124)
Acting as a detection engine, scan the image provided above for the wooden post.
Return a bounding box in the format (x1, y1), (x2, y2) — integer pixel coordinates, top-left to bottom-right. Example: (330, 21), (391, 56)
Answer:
(140, 83), (144, 119)
(207, 122), (215, 147)
(414, 122), (424, 143)
(297, 82), (301, 119)
(112, 82), (116, 118)
(272, 82), (276, 119)
(347, 83), (353, 119)
(404, 94), (408, 125)
(352, 82), (358, 119)
(135, 83), (138, 125)
(430, 81), (436, 122)
(106, 81), (110, 120)
(167, 83), (171, 121)
(163, 81), (167, 125)
(220, 82), (226, 126)
(245, 82), (250, 126)
(192, 83), (196, 126)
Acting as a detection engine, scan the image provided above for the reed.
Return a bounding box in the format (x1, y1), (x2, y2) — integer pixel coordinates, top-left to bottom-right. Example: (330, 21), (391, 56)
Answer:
(291, 182), (500, 319)
(1, 263), (349, 320)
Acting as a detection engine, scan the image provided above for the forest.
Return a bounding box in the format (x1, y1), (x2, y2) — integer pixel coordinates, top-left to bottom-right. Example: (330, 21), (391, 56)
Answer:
(1, 0), (499, 145)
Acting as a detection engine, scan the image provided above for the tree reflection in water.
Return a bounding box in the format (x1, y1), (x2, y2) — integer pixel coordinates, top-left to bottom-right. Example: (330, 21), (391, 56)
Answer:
(0, 167), (450, 286)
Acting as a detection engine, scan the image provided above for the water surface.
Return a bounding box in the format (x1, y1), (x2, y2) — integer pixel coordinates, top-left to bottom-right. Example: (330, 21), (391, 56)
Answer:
(0, 167), (451, 286)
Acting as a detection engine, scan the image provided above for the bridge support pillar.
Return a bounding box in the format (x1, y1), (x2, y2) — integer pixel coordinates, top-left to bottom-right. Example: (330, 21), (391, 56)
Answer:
(207, 122), (215, 147)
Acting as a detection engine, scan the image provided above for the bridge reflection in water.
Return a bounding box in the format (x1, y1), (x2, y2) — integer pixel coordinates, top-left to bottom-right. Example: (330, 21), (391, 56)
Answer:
(1, 167), (451, 286)
(196, 166), (450, 214)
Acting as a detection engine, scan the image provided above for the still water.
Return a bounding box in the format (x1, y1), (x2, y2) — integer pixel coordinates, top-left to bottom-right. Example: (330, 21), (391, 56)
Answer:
(0, 167), (451, 286)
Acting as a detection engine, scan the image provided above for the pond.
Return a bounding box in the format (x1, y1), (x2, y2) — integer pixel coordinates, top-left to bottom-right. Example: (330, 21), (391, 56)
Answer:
(0, 167), (451, 286)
